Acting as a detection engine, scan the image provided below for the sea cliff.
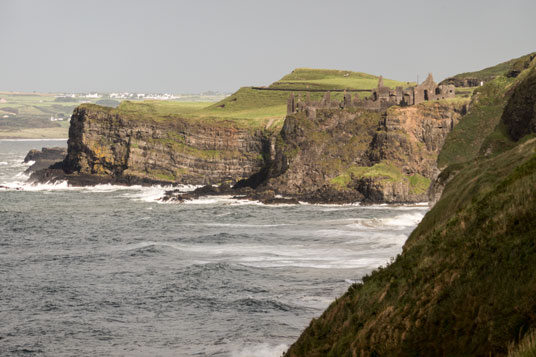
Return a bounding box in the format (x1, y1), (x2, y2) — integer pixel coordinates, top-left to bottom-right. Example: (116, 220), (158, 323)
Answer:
(285, 56), (536, 356)
(37, 103), (270, 186)
(33, 97), (466, 203)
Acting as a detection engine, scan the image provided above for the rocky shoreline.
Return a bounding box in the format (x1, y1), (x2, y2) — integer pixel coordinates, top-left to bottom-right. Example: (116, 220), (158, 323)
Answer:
(24, 148), (423, 205)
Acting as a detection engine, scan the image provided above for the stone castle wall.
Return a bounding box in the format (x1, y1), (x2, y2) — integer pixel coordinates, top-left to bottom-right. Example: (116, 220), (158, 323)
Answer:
(287, 73), (455, 117)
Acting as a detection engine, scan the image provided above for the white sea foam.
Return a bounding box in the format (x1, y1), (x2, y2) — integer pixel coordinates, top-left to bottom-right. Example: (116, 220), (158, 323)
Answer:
(233, 343), (288, 357)
(123, 241), (400, 269)
(0, 161), (7, 165)
(359, 203), (429, 209)
(343, 212), (426, 230)
(300, 201), (361, 207)
(345, 279), (360, 284)
(297, 295), (338, 309)
(182, 195), (264, 206)
(0, 169), (199, 201)
(381, 212), (425, 226)
(121, 185), (174, 202)
(202, 223), (291, 228)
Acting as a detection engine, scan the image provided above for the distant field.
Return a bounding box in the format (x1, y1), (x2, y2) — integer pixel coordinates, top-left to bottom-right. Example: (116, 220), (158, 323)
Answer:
(0, 92), (221, 138)
(0, 127), (69, 139)
(0, 92), (85, 139)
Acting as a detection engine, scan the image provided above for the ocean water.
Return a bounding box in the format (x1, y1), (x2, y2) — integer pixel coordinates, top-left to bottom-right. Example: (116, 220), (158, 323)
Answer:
(0, 140), (428, 357)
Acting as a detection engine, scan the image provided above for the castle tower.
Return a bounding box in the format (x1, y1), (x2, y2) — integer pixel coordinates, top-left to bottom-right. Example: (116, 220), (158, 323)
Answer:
(378, 75), (384, 89)
(422, 73), (434, 86)
(287, 93), (295, 114)
(321, 91), (331, 107)
(343, 90), (352, 108)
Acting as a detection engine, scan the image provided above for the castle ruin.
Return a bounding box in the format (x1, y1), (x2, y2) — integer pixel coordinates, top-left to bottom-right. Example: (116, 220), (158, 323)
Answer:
(287, 73), (455, 116)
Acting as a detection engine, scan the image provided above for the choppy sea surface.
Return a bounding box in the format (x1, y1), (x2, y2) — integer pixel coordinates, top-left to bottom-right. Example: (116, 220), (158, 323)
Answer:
(0, 140), (428, 357)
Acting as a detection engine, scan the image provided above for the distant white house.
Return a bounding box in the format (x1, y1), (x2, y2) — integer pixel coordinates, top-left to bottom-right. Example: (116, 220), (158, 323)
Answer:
(145, 93), (179, 100)
(110, 92), (136, 99)
(85, 93), (102, 99)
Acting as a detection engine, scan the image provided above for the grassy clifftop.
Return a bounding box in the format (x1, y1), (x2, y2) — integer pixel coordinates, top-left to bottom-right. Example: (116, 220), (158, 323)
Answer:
(269, 68), (413, 91)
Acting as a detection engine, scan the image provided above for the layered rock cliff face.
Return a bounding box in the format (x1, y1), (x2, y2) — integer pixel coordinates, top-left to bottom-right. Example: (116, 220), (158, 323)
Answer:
(262, 101), (467, 203)
(61, 104), (268, 185)
(42, 98), (466, 203)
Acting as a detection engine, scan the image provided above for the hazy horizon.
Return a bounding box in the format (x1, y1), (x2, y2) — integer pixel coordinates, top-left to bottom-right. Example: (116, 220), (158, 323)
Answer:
(1, 0), (535, 93)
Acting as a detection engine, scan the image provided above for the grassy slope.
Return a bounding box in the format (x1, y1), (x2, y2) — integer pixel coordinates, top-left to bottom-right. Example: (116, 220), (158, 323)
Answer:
(269, 68), (413, 90)
(509, 329), (536, 356)
(438, 58), (536, 168)
(286, 57), (536, 356)
(446, 52), (536, 83)
(330, 163), (430, 195)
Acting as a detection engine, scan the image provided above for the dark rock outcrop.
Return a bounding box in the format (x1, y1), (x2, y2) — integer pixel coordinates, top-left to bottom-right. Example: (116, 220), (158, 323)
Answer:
(160, 184), (299, 205)
(501, 66), (536, 141)
(24, 147), (67, 173)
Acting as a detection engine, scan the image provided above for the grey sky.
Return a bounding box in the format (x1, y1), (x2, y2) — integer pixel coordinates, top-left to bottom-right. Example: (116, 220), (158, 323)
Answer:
(1, 0), (535, 93)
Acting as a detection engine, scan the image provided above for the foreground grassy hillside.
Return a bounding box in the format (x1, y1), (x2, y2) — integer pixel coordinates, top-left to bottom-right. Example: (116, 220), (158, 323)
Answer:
(286, 58), (536, 356)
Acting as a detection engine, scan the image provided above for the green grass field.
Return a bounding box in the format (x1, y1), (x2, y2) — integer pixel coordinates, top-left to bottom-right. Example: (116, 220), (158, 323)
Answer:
(0, 127), (69, 139)
(269, 68), (414, 90)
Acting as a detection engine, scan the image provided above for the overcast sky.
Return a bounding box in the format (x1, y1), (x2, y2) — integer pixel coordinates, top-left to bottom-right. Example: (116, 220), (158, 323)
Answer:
(1, 0), (535, 93)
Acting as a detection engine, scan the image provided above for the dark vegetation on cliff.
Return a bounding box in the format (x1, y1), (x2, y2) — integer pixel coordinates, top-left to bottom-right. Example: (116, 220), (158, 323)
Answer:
(285, 56), (536, 356)
(438, 56), (536, 168)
